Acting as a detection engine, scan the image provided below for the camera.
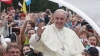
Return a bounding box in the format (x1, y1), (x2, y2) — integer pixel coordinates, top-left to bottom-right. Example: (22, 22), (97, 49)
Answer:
(12, 28), (20, 32)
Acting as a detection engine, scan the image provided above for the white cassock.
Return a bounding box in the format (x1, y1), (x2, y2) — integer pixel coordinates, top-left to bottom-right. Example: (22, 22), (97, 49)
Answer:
(29, 24), (85, 56)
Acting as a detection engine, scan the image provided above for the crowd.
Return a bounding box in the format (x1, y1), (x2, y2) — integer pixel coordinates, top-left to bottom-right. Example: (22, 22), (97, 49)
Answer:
(0, 6), (100, 56)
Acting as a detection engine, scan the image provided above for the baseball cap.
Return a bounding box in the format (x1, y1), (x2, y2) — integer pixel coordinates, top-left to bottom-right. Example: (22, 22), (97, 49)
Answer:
(87, 47), (99, 56)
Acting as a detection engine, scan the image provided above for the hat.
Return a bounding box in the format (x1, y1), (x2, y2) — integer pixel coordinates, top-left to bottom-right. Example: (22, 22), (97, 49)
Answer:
(88, 47), (99, 56)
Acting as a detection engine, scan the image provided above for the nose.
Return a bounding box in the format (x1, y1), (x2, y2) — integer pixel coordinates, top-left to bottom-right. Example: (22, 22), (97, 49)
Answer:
(58, 19), (62, 22)
(13, 53), (18, 56)
(24, 50), (27, 53)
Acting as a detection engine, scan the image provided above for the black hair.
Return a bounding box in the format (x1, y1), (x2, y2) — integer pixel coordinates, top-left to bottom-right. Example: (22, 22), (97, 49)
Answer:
(28, 22), (35, 28)
(22, 44), (30, 50)
(21, 44), (34, 56)
(26, 28), (36, 34)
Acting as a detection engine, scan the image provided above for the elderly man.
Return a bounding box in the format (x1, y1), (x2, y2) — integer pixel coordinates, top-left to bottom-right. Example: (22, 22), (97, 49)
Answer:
(29, 9), (84, 56)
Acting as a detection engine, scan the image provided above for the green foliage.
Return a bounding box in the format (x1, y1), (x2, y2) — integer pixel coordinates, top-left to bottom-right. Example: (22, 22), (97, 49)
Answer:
(30, 0), (59, 12)
(1, 0), (59, 12)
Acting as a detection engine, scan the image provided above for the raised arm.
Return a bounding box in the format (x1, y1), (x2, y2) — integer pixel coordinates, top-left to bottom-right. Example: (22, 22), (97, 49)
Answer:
(20, 14), (33, 45)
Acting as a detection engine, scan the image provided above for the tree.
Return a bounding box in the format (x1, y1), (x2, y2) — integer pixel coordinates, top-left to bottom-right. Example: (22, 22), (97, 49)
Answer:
(1, 0), (59, 12)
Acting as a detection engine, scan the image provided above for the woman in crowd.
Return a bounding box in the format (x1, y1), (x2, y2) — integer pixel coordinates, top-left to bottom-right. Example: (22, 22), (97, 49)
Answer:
(22, 44), (36, 56)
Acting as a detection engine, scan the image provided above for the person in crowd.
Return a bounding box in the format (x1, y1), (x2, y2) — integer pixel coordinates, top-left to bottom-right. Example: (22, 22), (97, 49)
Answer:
(0, 45), (6, 56)
(0, 15), (15, 38)
(78, 30), (90, 50)
(0, 34), (7, 56)
(82, 34), (100, 56)
(26, 22), (35, 31)
(88, 35), (99, 47)
(74, 25), (81, 35)
(85, 47), (99, 56)
(22, 44), (37, 56)
(14, 13), (26, 27)
(0, 20), (5, 35)
(34, 13), (41, 25)
(29, 9), (84, 56)
(20, 14), (36, 45)
(44, 9), (51, 25)
(6, 43), (21, 56)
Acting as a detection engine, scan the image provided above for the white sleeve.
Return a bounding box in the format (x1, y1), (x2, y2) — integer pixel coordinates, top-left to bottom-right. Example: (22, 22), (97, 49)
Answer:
(74, 53), (83, 56)
(0, 35), (7, 47)
(35, 33), (40, 42)
(29, 34), (42, 52)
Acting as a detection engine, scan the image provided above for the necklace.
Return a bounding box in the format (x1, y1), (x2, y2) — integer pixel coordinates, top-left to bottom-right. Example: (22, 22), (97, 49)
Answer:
(53, 25), (66, 54)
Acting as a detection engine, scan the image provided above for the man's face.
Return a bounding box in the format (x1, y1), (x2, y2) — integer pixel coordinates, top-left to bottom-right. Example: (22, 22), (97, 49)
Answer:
(27, 24), (32, 30)
(8, 16), (13, 21)
(54, 11), (66, 29)
(28, 30), (35, 38)
(7, 47), (20, 56)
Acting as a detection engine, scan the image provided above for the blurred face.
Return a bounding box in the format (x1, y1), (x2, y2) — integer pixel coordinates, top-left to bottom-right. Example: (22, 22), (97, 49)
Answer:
(28, 30), (35, 38)
(7, 47), (20, 56)
(41, 22), (45, 27)
(8, 16), (13, 21)
(54, 11), (66, 29)
(23, 46), (31, 54)
(79, 34), (87, 39)
(74, 26), (80, 31)
(20, 16), (25, 20)
(88, 36), (97, 46)
(34, 14), (38, 19)
(27, 24), (32, 30)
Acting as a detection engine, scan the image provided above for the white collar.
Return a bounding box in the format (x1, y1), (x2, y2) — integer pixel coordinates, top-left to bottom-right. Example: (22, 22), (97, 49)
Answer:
(53, 24), (64, 31)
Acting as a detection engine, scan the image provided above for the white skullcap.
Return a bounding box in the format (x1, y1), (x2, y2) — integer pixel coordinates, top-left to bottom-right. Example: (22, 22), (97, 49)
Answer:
(4, 38), (11, 43)
(54, 9), (68, 17)
(54, 9), (68, 16)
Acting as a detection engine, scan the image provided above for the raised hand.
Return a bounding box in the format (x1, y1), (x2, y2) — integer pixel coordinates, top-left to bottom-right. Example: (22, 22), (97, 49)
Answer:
(37, 23), (45, 38)
(25, 14), (32, 22)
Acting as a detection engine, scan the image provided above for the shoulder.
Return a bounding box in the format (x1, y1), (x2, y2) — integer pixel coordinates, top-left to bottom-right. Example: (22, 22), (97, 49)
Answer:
(42, 24), (54, 35)
(43, 24), (53, 30)
(64, 27), (78, 37)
